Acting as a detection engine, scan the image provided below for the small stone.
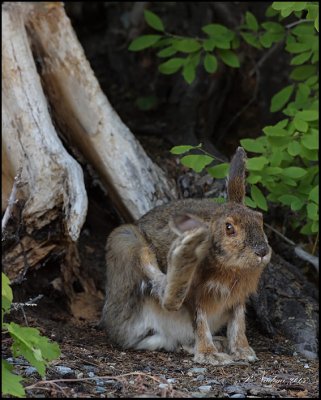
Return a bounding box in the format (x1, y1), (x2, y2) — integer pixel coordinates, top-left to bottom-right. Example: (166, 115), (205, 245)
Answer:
(159, 383), (168, 389)
(183, 359), (189, 363)
(83, 365), (97, 373)
(293, 352), (298, 356)
(129, 380), (135, 385)
(304, 364), (309, 369)
(196, 374), (205, 381)
(198, 385), (212, 392)
(88, 371), (95, 378)
(95, 386), (106, 393)
(207, 379), (220, 385)
(187, 372), (193, 377)
(230, 394), (245, 398)
(167, 378), (176, 384)
(189, 367), (207, 374)
(55, 366), (73, 376)
(76, 372), (84, 379)
(25, 367), (37, 376)
(224, 385), (245, 394)
(120, 352), (126, 355)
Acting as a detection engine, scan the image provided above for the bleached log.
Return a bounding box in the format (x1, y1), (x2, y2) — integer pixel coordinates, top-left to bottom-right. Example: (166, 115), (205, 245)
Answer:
(2, 2), (88, 241)
(24, 2), (177, 222)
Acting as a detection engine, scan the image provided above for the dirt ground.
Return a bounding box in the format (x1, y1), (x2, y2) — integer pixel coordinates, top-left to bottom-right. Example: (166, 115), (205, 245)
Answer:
(3, 297), (319, 398)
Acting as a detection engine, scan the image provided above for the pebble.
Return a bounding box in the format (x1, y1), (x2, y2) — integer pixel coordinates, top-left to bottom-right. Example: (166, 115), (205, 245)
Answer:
(95, 386), (107, 394)
(159, 383), (168, 389)
(224, 385), (246, 395)
(230, 394), (245, 398)
(293, 351), (298, 356)
(198, 385), (212, 392)
(83, 365), (97, 373)
(76, 372), (84, 379)
(88, 371), (95, 378)
(196, 374), (205, 381)
(24, 366), (37, 376)
(55, 366), (73, 376)
(167, 378), (176, 384)
(189, 367), (207, 374)
(304, 364), (309, 369)
(207, 379), (220, 385)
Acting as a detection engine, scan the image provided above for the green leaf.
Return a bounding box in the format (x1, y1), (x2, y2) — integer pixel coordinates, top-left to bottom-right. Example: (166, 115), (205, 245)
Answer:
(203, 38), (216, 51)
(144, 10), (164, 32)
(307, 202), (319, 221)
(261, 21), (285, 33)
(182, 62), (196, 84)
(272, 2), (295, 11)
(240, 32), (261, 49)
(290, 51), (312, 65)
(245, 196), (257, 208)
(247, 174), (262, 184)
(207, 163), (229, 178)
(157, 46), (177, 58)
(264, 167), (283, 175)
(246, 156), (269, 171)
(296, 110), (318, 121)
(128, 35), (162, 51)
(204, 53), (218, 73)
(290, 65), (316, 81)
(202, 24), (234, 40)
(270, 85), (294, 112)
(135, 96), (158, 111)
(278, 194), (300, 206)
(7, 322), (61, 378)
(286, 42), (311, 53)
(245, 11), (259, 31)
(282, 167), (307, 179)
(300, 221), (313, 235)
(309, 185), (319, 204)
(180, 155), (213, 173)
(251, 185), (268, 211)
(158, 58), (185, 74)
(2, 360), (25, 398)
(287, 141), (302, 156)
(263, 126), (289, 136)
(172, 39), (202, 53)
(2, 273), (13, 315)
(293, 116), (308, 132)
(218, 49), (240, 68)
(291, 197), (305, 211)
(170, 145), (196, 155)
(240, 138), (266, 153)
(265, 5), (279, 17)
(301, 132), (318, 150)
(314, 14), (319, 32)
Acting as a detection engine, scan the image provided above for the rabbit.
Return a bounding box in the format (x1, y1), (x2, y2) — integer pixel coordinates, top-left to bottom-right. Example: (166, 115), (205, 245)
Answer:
(100, 147), (272, 365)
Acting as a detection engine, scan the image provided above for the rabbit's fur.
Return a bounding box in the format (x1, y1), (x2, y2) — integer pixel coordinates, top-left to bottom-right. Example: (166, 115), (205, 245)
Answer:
(100, 147), (271, 365)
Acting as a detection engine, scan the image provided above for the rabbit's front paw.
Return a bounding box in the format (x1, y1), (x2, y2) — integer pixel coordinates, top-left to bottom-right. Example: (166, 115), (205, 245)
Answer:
(230, 346), (258, 362)
(172, 228), (210, 262)
(194, 351), (233, 366)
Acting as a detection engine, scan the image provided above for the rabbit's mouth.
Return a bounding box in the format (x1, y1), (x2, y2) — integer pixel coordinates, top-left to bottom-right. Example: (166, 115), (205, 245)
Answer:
(255, 245), (272, 266)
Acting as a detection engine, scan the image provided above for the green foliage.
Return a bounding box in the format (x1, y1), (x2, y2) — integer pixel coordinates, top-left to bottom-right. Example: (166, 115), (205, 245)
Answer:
(2, 272), (61, 398)
(130, 4), (319, 237)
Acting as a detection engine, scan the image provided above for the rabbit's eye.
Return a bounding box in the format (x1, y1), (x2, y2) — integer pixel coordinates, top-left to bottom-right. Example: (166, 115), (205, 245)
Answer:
(225, 223), (235, 235)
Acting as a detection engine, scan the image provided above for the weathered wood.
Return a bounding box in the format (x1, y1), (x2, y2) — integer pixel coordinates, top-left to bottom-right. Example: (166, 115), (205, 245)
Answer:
(2, 3), (88, 241)
(25, 2), (177, 222)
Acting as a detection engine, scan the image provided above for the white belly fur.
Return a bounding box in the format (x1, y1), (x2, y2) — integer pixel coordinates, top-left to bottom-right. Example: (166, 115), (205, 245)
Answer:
(130, 299), (229, 352)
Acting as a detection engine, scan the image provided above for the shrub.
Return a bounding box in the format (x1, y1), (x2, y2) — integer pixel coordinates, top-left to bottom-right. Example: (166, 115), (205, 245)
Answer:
(129, 2), (319, 237)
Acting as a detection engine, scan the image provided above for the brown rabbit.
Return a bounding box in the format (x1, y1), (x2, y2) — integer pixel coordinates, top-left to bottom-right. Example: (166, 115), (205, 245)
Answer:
(100, 147), (271, 365)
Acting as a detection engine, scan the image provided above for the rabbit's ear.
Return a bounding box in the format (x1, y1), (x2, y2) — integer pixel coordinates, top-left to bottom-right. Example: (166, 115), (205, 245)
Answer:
(169, 213), (207, 236)
(227, 146), (247, 204)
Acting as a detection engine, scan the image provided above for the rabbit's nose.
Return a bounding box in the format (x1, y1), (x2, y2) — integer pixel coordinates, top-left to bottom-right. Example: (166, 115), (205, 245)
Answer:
(255, 246), (268, 258)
